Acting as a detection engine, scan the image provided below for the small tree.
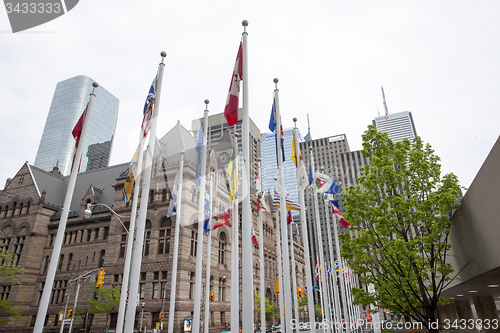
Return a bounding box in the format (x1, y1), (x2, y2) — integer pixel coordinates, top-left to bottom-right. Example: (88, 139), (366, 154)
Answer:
(253, 294), (279, 323)
(339, 126), (465, 333)
(86, 283), (120, 328)
(0, 245), (25, 322)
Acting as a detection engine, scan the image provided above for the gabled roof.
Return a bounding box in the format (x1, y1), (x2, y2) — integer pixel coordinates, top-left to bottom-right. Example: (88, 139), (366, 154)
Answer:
(30, 163), (129, 218)
(159, 120), (197, 168)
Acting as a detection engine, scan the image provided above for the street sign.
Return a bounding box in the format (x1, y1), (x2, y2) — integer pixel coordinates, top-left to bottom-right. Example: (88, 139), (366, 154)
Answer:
(63, 319), (72, 324)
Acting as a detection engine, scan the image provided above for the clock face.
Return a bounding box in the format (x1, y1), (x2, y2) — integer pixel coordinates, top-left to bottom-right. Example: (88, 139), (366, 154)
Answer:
(218, 152), (230, 165)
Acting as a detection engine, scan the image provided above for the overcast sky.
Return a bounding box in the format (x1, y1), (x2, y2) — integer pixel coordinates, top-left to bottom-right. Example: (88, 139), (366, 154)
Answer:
(1, 0), (499, 192)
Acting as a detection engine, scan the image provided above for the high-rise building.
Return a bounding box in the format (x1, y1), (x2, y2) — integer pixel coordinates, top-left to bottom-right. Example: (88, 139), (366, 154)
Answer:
(260, 127), (303, 206)
(34, 75), (119, 175)
(372, 111), (417, 143)
(191, 112), (261, 190)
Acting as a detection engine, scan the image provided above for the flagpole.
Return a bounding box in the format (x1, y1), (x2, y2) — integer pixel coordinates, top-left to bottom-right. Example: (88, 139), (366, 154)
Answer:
(124, 51), (167, 333)
(193, 102), (209, 333)
(167, 151), (185, 333)
(274, 78), (293, 333)
(257, 159), (266, 331)
(332, 214), (350, 333)
(292, 119), (315, 333)
(324, 199), (342, 330)
(289, 218), (299, 330)
(230, 128), (239, 333)
(274, 179), (285, 331)
(116, 138), (145, 333)
(33, 82), (98, 333)
(204, 173), (214, 333)
(316, 255), (325, 325)
(308, 147), (332, 333)
(241, 19), (254, 333)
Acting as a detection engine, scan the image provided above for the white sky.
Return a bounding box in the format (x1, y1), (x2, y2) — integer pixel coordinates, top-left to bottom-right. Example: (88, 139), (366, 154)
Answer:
(1, 0), (499, 191)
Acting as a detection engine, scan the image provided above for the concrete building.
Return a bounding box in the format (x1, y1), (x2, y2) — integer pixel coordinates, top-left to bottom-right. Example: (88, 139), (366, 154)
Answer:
(372, 111), (417, 143)
(0, 121), (306, 333)
(438, 135), (500, 331)
(34, 76), (119, 175)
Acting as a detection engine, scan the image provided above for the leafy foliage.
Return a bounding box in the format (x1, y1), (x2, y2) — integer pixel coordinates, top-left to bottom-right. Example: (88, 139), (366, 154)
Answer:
(339, 126), (464, 332)
(253, 294), (279, 322)
(0, 245), (25, 322)
(86, 283), (120, 328)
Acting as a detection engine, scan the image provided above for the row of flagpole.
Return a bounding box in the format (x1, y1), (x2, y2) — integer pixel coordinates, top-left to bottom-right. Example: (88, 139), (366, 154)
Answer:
(32, 19), (372, 333)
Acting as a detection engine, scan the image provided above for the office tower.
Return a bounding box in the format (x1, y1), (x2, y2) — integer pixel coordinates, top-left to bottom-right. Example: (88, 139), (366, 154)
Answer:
(34, 75), (119, 175)
(372, 110), (417, 143)
(191, 111), (261, 190)
(260, 127), (303, 206)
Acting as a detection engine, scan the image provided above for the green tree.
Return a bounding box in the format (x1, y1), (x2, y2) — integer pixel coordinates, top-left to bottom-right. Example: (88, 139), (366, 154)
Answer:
(253, 293), (279, 323)
(86, 283), (121, 328)
(339, 126), (465, 333)
(0, 245), (25, 322)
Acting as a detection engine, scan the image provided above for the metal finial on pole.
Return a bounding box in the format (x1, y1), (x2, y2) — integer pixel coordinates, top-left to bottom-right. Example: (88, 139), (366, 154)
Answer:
(92, 82), (98, 88)
(242, 19), (248, 33)
(293, 117), (297, 124)
(204, 99), (210, 110)
(160, 51), (167, 61)
(273, 77), (279, 90)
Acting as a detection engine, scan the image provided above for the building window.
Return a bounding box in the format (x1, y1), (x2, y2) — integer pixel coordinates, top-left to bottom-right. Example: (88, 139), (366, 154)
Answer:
(140, 283), (145, 299)
(218, 232), (226, 264)
(0, 286), (11, 300)
(99, 250), (105, 267)
(119, 244), (126, 258)
(158, 218), (172, 255)
(67, 253), (73, 271)
(189, 272), (195, 299)
(87, 229), (92, 242)
(103, 227), (109, 240)
(190, 223), (198, 257)
(94, 228), (99, 240)
(152, 282), (158, 299)
(218, 277), (226, 301)
(58, 254), (64, 272)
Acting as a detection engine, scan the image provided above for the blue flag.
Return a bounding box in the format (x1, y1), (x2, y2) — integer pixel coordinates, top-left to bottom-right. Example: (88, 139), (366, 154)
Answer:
(203, 186), (211, 234)
(167, 165), (181, 219)
(308, 165), (313, 185)
(269, 99), (285, 167)
(195, 120), (203, 187)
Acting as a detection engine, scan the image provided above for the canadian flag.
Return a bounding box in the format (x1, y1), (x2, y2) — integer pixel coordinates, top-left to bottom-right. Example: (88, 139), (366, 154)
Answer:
(252, 227), (258, 245)
(224, 42), (243, 126)
(330, 202), (351, 227)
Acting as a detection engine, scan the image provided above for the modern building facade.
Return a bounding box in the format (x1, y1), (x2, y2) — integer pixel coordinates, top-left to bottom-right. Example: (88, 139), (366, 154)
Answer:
(34, 76), (119, 176)
(372, 111), (417, 143)
(260, 128), (303, 206)
(0, 121), (306, 333)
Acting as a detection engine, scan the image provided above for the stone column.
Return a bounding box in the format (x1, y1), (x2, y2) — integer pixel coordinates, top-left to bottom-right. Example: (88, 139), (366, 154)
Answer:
(473, 296), (500, 333)
(437, 302), (459, 328)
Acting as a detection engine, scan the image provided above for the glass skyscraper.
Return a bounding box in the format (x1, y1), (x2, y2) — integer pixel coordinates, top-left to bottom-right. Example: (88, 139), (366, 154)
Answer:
(34, 76), (119, 175)
(260, 127), (303, 206)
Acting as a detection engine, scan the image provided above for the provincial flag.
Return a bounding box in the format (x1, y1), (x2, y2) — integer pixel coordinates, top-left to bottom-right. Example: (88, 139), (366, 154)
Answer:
(224, 42), (243, 126)
(195, 120), (204, 187)
(251, 227), (258, 245)
(256, 190), (270, 213)
(141, 74), (157, 139)
(327, 267), (332, 278)
(315, 260), (320, 281)
(273, 192), (301, 211)
(269, 99), (285, 166)
(203, 186), (211, 234)
(287, 209), (293, 225)
(308, 165), (313, 186)
(314, 170), (339, 194)
(226, 153), (238, 201)
(213, 205), (231, 230)
(292, 134), (308, 190)
(167, 164), (181, 219)
(122, 145), (139, 203)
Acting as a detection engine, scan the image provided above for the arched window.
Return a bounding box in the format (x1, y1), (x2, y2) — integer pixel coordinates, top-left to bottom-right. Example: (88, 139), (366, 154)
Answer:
(218, 232), (226, 264)
(4, 206), (8, 218)
(58, 254), (64, 272)
(43, 256), (49, 273)
(19, 203), (23, 216)
(11, 202), (16, 217)
(190, 221), (198, 256)
(67, 253), (73, 271)
(143, 220), (151, 256)
(26, 202), (30, 214)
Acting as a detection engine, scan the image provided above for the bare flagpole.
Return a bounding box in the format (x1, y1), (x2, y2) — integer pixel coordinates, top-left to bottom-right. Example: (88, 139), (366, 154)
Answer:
(204, 172), (214, 332)
(33, 82), (98, 333)
(167, 151), (185, 333)
(274, 179), (285, 330)
(124, 51), (167, 333)
(257, 159), (266, 331)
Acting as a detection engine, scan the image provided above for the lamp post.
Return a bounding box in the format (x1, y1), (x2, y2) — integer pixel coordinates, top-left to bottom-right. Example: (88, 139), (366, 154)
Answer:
(83, 203), (130, 234)
(140, 302), (145, 333)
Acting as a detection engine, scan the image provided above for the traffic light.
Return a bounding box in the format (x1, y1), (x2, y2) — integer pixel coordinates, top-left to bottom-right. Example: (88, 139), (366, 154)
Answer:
(210, 292), (215, 302)
(159, 313), (163, 319)
(67, 310), (73, 318)
(274, 279), (279, 293)
(297, 286), (303, 298)
(58, 311), (64, 321)
(96, 268), (105, 288)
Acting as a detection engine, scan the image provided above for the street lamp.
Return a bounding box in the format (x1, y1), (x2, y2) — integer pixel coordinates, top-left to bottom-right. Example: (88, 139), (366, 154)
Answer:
(83, 203), (130, 234)
(140, 302), (145, 333)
